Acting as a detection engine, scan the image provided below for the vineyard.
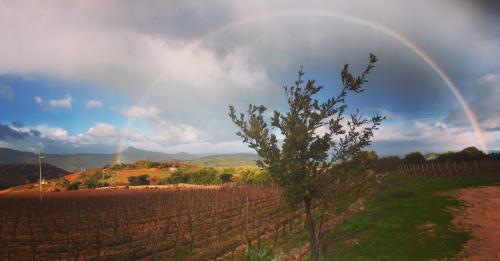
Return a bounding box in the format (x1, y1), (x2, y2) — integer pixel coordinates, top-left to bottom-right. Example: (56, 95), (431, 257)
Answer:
(0, 185), (301, 260)
(399, 161), (500, 177)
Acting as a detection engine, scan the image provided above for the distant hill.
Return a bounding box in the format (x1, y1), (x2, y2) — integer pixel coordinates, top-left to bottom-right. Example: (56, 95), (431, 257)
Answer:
(192, 153), (259, 167)
(0, 147), (255, 171)
(120, 147), (198, 162)
(0, 147), (200, 172)
(0, 163), (69, 190)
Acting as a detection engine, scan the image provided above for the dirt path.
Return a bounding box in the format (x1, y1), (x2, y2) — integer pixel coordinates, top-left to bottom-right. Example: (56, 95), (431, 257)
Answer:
(453, 185), (500, 261)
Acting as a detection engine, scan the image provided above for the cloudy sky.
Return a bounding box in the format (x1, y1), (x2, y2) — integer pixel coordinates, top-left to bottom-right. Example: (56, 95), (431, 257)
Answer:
(0, 0), (499, 155)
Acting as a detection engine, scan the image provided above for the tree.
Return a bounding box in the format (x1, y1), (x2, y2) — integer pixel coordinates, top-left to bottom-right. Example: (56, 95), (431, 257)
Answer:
(190, 167), (219, 185)
(168, 170), (189, 184)
(403, 151), (426, 164)
(128, 174), (150, 186)
(460, 146), (485, 161)
(228, 54), (383, 261)
(220, 172), (233, 183)
(67, 181), (81, 191)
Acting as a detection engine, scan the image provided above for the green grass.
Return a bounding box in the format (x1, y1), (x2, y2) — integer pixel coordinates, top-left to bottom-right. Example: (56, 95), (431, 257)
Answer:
(321, 174), (500, 261)
(192, 153), (259, 167)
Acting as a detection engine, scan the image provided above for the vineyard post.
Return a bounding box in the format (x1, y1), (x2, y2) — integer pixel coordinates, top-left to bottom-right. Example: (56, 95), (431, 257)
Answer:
(246, 195), (250, 247)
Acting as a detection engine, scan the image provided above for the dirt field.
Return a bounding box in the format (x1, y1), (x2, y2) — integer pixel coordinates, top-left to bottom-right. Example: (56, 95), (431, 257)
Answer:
(453, 185), (500, 260)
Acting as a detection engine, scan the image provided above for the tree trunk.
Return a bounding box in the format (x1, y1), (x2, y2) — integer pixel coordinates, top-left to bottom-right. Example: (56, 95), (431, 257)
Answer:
(304, 197), (318, 261)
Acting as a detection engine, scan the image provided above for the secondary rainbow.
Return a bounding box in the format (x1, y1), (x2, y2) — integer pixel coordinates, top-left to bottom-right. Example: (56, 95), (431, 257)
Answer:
(114, 10), (488, 161)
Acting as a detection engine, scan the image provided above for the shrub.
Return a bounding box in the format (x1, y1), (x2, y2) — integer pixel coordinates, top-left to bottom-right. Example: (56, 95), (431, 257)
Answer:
(128, 174), (150, 186)
(404, 152), (426, 164)
(238, 169), (271, 184)
(83, 178), (99, 189)
(98, 181), (109, 188)
(244, 244), (274, 261)
(168, 171), (189, 184)
(56, 178), (70, 187)
(190, 168), (218, 185)
(149, 176), (159, 185)
(67, 181), (81, 191)
(220, 172), (233, 183)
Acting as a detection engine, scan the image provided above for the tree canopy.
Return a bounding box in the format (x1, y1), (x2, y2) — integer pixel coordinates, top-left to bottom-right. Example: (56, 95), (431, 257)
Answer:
(229, 53), (383, 260)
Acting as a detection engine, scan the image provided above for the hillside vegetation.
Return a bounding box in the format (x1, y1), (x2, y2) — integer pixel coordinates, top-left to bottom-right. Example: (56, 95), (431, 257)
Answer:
(191, 153), (259, 167)
(0, 163), (69, 190)
(0, 147), (256, 171)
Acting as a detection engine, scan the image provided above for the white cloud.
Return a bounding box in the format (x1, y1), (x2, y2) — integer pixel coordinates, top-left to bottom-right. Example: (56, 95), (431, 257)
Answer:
(34, 96), (43, 105)
(87, 123), (118, 138)
(31, 125), (70, 140)
(34, 95), (73, 109)
(48, 95), (72, 109)
(152, 122), (206, 144)
(477, 74), (500, 86)
(374, 117), (500, 153)
(121, 104), (206, 145)
(122, 105), (159, 120)
(85, 100), (103, 109)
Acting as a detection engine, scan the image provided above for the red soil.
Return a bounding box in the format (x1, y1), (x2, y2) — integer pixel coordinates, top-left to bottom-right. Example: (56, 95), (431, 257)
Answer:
(453, 186), (500, 261)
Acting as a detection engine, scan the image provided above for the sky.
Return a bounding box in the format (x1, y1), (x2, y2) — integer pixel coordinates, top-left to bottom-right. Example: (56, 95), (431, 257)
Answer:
(0, 0), (499, 155)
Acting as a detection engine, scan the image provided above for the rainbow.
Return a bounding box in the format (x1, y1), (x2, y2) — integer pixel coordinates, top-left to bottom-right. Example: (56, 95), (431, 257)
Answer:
(113, 152), (122, 165)
(116, 10), (489, 156)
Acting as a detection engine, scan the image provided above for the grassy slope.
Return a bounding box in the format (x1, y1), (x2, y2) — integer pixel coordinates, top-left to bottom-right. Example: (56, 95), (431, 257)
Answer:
(108, 169), (172, 184)
(321, 174), (500, 260)
(192, 154), (259, 167)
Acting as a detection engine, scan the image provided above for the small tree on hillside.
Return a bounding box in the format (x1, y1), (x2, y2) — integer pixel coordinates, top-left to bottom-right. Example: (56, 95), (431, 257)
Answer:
(404, 151), (426, 164)
(229, 54), (383, 261)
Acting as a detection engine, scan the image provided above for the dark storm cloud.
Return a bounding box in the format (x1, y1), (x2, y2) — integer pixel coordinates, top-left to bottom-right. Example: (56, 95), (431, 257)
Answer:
(11, 121), (23, 128)
(0, 0), (499, 153)
(0, 123), (31, 140)
(447, 74), (500, 131)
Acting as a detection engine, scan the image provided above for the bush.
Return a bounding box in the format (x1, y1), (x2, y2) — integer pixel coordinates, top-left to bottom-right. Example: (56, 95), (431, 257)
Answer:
(374, 156), (402, 173)
(220, 172), (233, 183)
(55, 178), (70, 187)
(168, 171), (189, 184)
(190, 168), (218, 185)
(98, 181), (109, 188)
(67, 181), (81, 191)
(404, 152), (426, 164)
(244, 244), (274, 261)
(128, 175), (150, 186)
(83, 178), (99, 189)
(149, 176), (159, 185)
(436, 147), (486, 162)
(238, 169), (272, 184)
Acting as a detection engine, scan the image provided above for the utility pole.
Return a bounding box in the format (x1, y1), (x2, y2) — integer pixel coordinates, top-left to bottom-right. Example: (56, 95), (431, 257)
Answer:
(38, 149), (45, 200)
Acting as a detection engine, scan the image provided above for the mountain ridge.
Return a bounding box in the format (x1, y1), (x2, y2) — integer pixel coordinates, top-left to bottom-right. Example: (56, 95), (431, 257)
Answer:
(0, 147), (258, 171)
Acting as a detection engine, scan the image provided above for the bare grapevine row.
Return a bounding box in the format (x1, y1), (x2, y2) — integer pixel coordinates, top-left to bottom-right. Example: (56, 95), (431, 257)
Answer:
(0, 185), (299, 260)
